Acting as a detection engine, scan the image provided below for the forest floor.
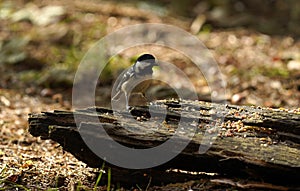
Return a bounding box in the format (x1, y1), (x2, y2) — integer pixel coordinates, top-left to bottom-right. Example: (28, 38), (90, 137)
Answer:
(0, 0), (299, 190)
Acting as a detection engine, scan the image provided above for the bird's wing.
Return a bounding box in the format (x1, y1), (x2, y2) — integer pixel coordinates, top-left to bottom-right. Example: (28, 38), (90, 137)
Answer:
(115, 67), (134, 91)
(112, 67), (135, 100)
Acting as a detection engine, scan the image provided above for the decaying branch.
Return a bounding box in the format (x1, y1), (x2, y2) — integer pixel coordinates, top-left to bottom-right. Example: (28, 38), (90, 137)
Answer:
(28, 100), (300, 189)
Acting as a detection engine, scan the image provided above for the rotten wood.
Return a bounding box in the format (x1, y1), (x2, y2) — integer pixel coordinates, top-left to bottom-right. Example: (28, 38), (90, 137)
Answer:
(28, 100), (300, 189)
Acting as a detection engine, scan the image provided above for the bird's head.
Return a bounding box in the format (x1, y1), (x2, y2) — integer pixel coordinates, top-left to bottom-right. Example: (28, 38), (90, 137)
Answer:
(134, 54), (158, 75)
(136, 53), (157, 66)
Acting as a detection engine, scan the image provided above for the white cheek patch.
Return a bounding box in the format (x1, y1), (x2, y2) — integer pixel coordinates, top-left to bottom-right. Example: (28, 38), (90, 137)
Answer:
(135, 61), (152, 73)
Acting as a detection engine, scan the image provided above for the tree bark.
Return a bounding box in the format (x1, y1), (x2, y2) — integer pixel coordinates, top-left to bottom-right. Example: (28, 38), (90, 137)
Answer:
(28, 100), (300, 189)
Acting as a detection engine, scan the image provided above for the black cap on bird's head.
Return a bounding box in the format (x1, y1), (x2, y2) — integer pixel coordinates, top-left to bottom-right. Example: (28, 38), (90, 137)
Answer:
(136, 54), (158, 66)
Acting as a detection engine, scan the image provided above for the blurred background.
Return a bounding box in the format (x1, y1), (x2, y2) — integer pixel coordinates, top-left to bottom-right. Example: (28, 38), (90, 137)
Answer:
(1, 0), (300, 108)
(0, 0), (300, 189)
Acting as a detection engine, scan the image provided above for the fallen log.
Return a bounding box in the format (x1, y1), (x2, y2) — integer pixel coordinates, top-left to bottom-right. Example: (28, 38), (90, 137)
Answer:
(28, 100), (300, 189)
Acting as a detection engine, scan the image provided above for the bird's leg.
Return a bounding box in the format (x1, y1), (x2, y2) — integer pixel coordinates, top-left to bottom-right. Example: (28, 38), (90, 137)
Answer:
(140, 92), (149, 103)
(141, 92), (146, 99)
(125, 92), (130, 110)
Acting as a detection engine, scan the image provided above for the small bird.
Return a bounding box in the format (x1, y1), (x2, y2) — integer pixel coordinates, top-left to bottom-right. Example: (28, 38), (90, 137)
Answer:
(112, 54), (158, 109)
